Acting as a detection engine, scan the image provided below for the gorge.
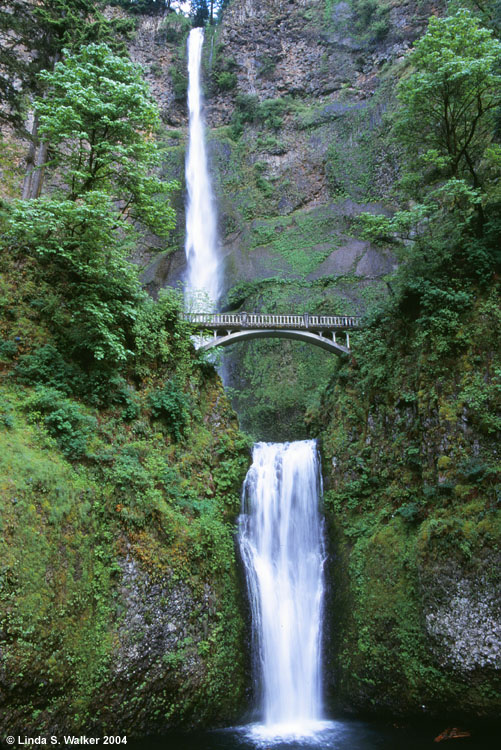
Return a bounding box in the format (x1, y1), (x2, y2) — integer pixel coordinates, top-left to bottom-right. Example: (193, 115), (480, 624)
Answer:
(0, 0), (500, 747)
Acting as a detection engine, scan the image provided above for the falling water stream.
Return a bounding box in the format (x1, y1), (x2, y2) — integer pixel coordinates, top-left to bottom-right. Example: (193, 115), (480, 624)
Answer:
(238, 441), (326, 740)
(184, 27), (220, 310)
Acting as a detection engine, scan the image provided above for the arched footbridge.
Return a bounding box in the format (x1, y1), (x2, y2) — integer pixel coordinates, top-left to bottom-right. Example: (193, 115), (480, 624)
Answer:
(181, 312), (362, 355)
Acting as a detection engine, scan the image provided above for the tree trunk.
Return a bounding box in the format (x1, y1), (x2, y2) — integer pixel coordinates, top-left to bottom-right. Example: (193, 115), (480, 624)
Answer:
(20, 53), (59, 200)
(21, 113), (39, 200)
(30, 138), (49, 198)
(21, 112), (49, 200)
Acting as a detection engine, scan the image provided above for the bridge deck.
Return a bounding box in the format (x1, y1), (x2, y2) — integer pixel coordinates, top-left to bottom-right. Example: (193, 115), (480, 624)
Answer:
(182, 312), (361, 331)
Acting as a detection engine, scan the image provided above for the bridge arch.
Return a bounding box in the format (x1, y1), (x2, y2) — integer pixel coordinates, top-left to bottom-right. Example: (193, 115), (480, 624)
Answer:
(182, 312), (360, 357)
(199, 328), (350, 356)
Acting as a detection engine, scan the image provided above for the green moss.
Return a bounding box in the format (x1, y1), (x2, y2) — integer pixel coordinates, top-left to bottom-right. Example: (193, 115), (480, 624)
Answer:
(247, 208), (341, 276)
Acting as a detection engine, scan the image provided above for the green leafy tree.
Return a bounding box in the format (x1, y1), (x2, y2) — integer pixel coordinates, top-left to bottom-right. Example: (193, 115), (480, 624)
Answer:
(0, 1), (134, 197)
(36, 43), (176, 235)
(190, 0), (209, 27)
(396, 10), (501, 193)
(5, 193), (143, 363)
(2, 44), (178, 367)
(360, 10), (501, 291)
(449, 1), (501, 36)
(190, 0), (227, 26)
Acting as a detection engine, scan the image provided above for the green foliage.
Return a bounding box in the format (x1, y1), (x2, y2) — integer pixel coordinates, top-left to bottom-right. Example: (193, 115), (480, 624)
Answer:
(360, 178), (498, 280)
(0, 358), (249, 729)
(215, 70), (237, 91)
(358, 11), (501, 297)
(160, 12), (193, 44)
(148, 380), (191, 442)
(37, 43), (177, 235)
(248, 209), (339, 276)
(229, 94), (259, 138)
(132, 287), (195, 379)
(257, 54), (277, 78)
(5, 193), (143, 364)
(396, 10), (501, 191)
(230, 95), (290, 138)
(312, 277), (501, 713)
(255, 133), (287, 155)
(351, 0), (390, 43)
(396, 501), (423, 524)
(0, 1), (134, 132)
(171, 67), (189, 101)
(0, 338), (18, 360)
(16, 345), (79, 393)
(258, 98), (288, 130)
(0, 396), (14, 428)
(1, 43), (181, 391)
(448, 1), (501, 37)
(23, 386), (97, 459)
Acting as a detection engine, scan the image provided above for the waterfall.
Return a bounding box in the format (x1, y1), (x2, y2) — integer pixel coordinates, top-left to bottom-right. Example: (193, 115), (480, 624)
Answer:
(238, 441), (326, 737)
(184, 27), (220, 311)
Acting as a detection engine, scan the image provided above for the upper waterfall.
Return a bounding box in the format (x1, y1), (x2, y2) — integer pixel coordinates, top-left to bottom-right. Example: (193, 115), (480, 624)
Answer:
(184, 27), (220, 311)
(238, 440), (326, 738)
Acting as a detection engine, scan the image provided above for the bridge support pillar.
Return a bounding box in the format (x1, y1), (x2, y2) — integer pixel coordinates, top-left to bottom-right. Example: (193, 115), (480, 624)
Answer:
(346, 332), (350, 348)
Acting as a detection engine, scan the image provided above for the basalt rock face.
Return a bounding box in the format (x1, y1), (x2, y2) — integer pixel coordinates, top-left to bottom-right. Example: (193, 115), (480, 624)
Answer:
(203, 0), (443, 279)
(208, 0), (441, 124)
(421, 555), (501, 674)
(107, 5), (188, 127)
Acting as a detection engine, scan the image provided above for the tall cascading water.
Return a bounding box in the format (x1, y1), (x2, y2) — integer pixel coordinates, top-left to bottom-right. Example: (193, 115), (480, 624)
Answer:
(184, 27), (220, 311)
(238, 441), (326, 737)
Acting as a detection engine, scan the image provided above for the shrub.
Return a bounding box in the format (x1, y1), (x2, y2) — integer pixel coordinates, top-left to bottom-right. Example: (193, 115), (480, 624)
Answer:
(16, 345), (131, 407)
(216, 71), (237, 91)
(171, 68), (188, 101)
(0, 338), (18, 360)
(0, 397), (13, 429)
(161, 12), (191, 43)
(258, 98), (288, 130)
(23, 387), (97, 459)
(16, 345), (76, 395)
(148, 379), (190, 442)
(118, 389), (141, 422)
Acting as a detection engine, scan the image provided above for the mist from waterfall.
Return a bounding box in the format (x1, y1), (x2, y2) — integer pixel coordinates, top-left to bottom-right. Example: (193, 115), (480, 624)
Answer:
(184, 26), (220, 311)
(238, 440), (326, 740)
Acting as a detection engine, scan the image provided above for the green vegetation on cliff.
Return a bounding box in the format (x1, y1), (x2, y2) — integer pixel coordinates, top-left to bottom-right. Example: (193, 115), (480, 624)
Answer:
(0, 28), (249, 736)
(308, 6), (501, 719)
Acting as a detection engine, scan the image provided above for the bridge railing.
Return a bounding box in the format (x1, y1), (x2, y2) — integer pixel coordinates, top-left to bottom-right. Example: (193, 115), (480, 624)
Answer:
(182, 312), (361, 330)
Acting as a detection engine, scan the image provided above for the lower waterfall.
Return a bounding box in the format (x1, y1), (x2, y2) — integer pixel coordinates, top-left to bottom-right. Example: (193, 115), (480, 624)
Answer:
(238, 441), (326, 738)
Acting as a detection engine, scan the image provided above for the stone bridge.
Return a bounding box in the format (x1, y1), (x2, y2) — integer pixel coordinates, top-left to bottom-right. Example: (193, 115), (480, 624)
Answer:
(181, 312), (361, 355)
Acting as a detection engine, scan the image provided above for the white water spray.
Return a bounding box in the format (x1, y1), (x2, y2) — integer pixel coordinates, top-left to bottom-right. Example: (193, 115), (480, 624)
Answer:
(184, 27), (220, 310)
(239, 441), (326, 738)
